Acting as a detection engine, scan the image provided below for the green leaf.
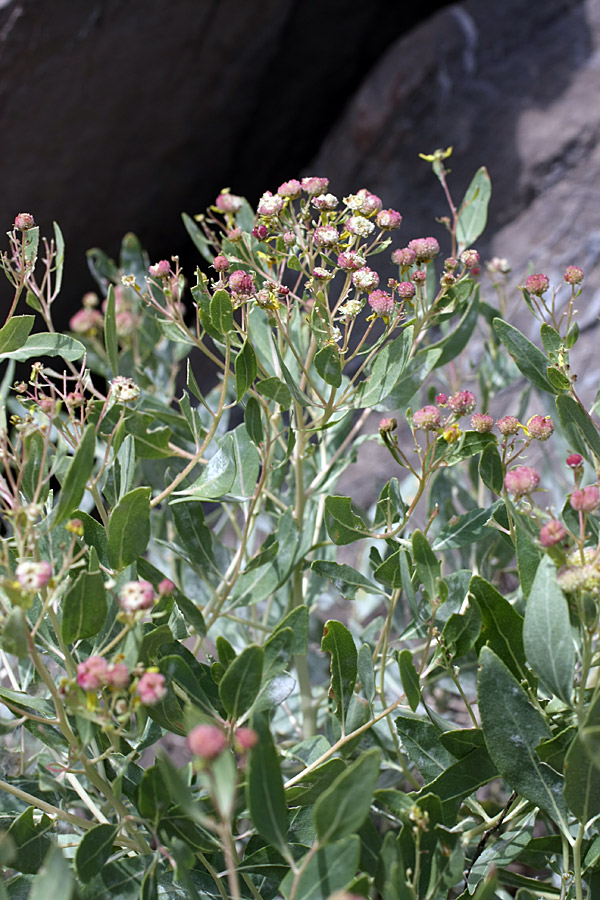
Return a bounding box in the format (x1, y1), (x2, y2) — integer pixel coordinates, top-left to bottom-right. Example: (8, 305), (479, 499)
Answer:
(353, 326), (414, 408)
(412, 530), (441, 601)
(107, 486), (151, 569)
(425, 746), (498, 823)
(170, 499), (217, 576)
(381, 346), (442, 411)
(210, 289), (234, 334)
(52, 221), (65, 294)
(493, 318), (557, 394)
(311, 560), (385, 601)
(358, 643), (375, 703)
(176, 434), (236, 500)
(547, 366), (571, 391)
(104, 284), (119, 375)
(429, 284), (480, 368)
(75, 822), (119, 883)
(470, 575), (528, 683)
(556, 394), (600, 462)
(314, 344), (342, 388)
(456, 166), (492, 250)
(432, 504), (497, 550)
(0, 332), (85, 362)
(321, 620), (357, 732)
(523, 557), (574, 703)
(515, 518), (542, 598)
(441, 601), (482, 659)
(244, 396), (264, 445)
(479, 443), (504, 494)
(21, 431), (47, 502)
(280, 835), (360, 900)
(61, 569), (107, 643)
(324, 495), (369, 545)
(72, 509), (109, 568)
(247, 712), (288, 852)
(256, 376), (292, 410)
(219, 645), (264, 720)
(478, 646), (568, 829)
(124, 415), (173, 459)
(137, 764), (171, 820)
(6, 807), (52, 874)
(314, 748), (381, 844)
(395, 715), (455, 782)
(396, 649), (421, 712)
(30, 844), (73, 900)
(235, 339), (257, 400)
(1, 608), (29, 658)
(53, 424), (95, 526)
(228, 423), (261, 500)
(182, 212), (214, 263)
(0, 316), (34, 353)
(564, 720), (600, 824)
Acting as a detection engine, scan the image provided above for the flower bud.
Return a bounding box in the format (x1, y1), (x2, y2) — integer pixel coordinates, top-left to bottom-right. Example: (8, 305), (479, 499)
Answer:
(148, 260), (171, 278)
(524, 273), (549, 296)
(396, 281), (416, 300)
(212, 255), (230, 272)
(391, 247), (416, 267)
(448, 390), (476, 416)
(187, 724), (227, 759)
(302, 176), (329, 196)
(337, 250), (366, 270)
(379, 417), (397, 433)
(367, 290), (395, 317)
(407, 237), (440, 262)
(105, 662), (130, 689)
(16, 560), (52, 591)
(235, 727), (258, 751)
(461, 249), (480, 268)
(352, 267), (379, 292)
(158, 578), (176, 595)
(570, 485), (600, 512)
(497, 415), (521, 436)
(257, 191), (284, 217)
(566, 453), (584, 469)
(77, 656), (109, 691)
(412, 405), (440, 430)
(527, 415), (554, 441)
(504, 466), (540, 498)
(215, 192), (243, 213)
(376, 209), (402, 230)
(278, 179), (302, 199)
(136, 671), (167, 705)
(564, 265), (583, 285)
(539, 520), (567, 547)
(119, 580), (155, 612)
(313, 225), (339, 247)
(346, 215), (375, 237)
(471, 413), (494, 433)
(14, 212), (35, 231)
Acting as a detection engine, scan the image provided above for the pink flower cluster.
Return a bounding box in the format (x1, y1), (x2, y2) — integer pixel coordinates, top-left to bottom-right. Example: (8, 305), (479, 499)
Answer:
(77, 656), (130, 691)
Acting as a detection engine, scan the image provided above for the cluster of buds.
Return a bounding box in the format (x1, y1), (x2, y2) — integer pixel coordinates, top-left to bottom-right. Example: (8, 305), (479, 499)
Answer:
(75, 656), (167, 709)
(186, 723), (258, 764)
(69, 284), (140, 340)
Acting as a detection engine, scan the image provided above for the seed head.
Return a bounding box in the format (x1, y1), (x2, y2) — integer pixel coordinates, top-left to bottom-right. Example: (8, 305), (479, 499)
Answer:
(337, 250), (366, 270)
(228, 270), (255, 298)
(413, 269), (427, 283)
(346, 215), (375, 237)
(312, 193), (339, 210)
(110, 376), (140, 403)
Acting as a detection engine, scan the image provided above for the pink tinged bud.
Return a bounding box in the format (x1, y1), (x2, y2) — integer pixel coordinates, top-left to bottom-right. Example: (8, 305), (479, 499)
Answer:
(215, 192), (243, 213)
(119, 580), (155, 612)
(277, 179), (302, 199)
(413, 269), (427, 283)
(15, 560), (52, 590)
(148, 260), (171, 278)
(471, 413), (494, 433)
(564, 265), (583, 285)
(435, 393), (448, 405)
(69, 308), (104, 334)
(301, 176), (329, 196)
(312, 193), (339, 210)
(336, 250), (366, 271)
(77, 656), (109, 691)
(441, 273), (456, 286)
(379, 417), (397, 433)
(312, 266), (332, 280)
(158, 578), (175, 595)
(376, 209), (402, 230)
(412, 405), (441, 430)
(396, 281), (416, 300)
(228, 269), (255, 296)
(448, 390), (477, 416)
(227, 227), (243, 242)
(570, 485), (600, 512)
(367, 290), (395, 317)
(212, 255), (230, 272)
(504, 466), (540, 499)
(391, 247), (417, 267)
(235, 727), (258, 751)
(524, 273), (550, 296)
(252, 224), (268, 240)
(351, 266), (379, 292)
(461, 249), (480, 268)
(137, 671), (167, 706)
(187, 724), (228, 759)
(497, 415), (521, 436)
(105, 662), (130, 689)
(539, 520), (567, 548)
(356, 189), (382, 215)
(313, 225), (340, 247)
(283, 231), (296, 246)
(567, 453), (584, 469)
(527, 415), (554, 441)
(14, 212), (35, 231)
(444, 257), (459, 271)
(407, 237), (440, 262)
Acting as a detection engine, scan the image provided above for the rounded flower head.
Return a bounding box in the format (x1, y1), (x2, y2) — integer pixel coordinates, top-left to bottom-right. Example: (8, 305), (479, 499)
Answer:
(257, 191), (284, 217)
(312, 266), (333, 280)
(148, 260), (171, 278)
(412, 405), (440, 430)
(137, 671), (167, 706)
(215, 192), (243, 213)
(301, 176), (329, 196)
(212, 255), (230, 272)
(14, 212), (35, 231)
(69, 308), (104, 334)
(312, 193), (339, 210)
(504, 466), (540, 499)
(448, 390), (476, 416)
(367, 290), (395, 317)
(346, 215), (375, 237)
(110, 376), (140, 404)
(351, 267), (379, 292)
(413, 269), (427, 283)
(187, 724), (227, 759)
(277, 179), (302, 199)
(379, 417), (397, 433)
(158, 578), (176, 596)
(337, 250), (366, 271)
(376, 209), (402, 230)
(461, 249), (480, 269)
(497, 415), (521, 436)
(391, 247), (417, 267)
(396, 281), (416, 300)
(105, 662), (130, 689)
(313, 225), (339, 247)
(564, 266), (583, 285)
(408, 237), (440, 262)
(539, 520), (567, 548)
(77, 656), (109, 692)
(119, 580), (155, 613)
(570, 485), (600, 513)
(235, 727), (258, 751)
(557, 564), (599, 594)
(527, 415), (554, 441)
(524, 273), (550, 296)
(471, 413), (494, 433)
(16, 560), (52, 591)
(567, 453), (584, 469)
(343, 189), (382, 215)
(252, 223), (268, 240)
(228, 269), (255, 298)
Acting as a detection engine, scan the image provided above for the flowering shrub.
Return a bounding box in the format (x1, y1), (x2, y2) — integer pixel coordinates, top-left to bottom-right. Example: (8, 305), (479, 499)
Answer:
(0, 149), (599, 899)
